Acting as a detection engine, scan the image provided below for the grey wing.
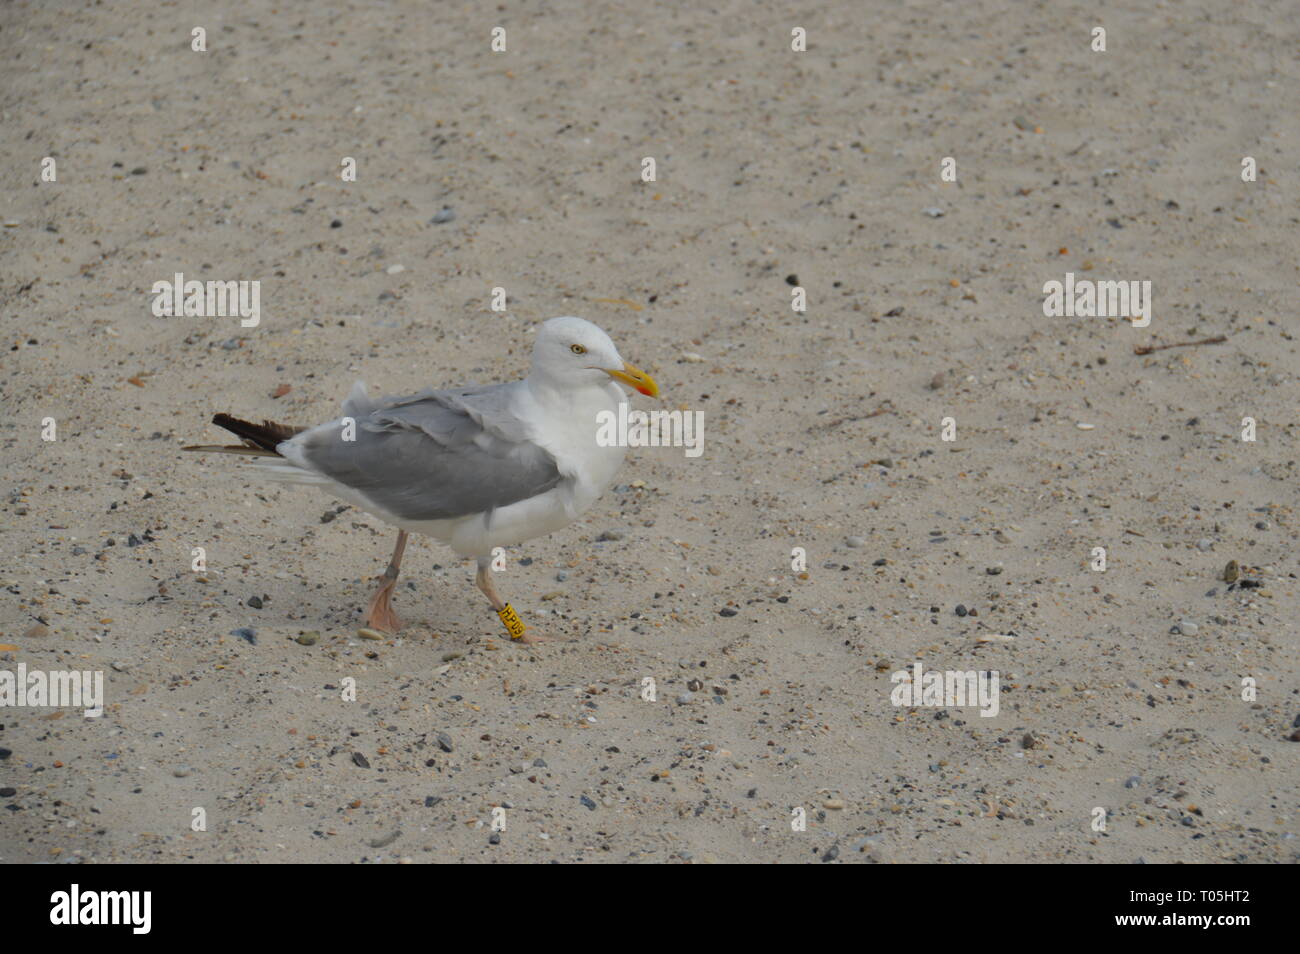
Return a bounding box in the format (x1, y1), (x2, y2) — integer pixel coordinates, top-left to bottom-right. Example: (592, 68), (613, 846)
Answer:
(289, 383), (562, 521)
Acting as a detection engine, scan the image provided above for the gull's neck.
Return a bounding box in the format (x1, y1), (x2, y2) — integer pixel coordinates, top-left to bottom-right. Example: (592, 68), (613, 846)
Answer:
(524, 371), (620, 412)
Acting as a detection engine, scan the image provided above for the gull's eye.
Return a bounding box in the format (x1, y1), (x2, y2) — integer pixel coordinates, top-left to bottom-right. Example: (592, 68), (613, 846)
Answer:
(570, 343), (587, 355)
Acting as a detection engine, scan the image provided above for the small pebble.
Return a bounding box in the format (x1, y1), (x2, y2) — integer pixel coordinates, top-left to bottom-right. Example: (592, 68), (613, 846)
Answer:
(845, 536), (865, 548)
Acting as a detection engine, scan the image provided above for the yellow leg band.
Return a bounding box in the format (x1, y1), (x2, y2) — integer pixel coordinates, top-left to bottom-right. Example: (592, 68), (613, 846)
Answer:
(498, 603), (526, 640)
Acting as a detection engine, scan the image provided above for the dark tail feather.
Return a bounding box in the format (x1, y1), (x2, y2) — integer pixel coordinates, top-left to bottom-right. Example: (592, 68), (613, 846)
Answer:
(182, 414), (306, 457)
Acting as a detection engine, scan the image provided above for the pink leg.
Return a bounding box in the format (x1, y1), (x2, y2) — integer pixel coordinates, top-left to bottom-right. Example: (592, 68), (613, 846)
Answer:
(364, 531), (408, 632)
(475, 556), (548, 644)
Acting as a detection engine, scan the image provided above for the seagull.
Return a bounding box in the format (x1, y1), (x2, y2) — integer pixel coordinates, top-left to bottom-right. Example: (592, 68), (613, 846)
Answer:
(184, 316), (659, 644)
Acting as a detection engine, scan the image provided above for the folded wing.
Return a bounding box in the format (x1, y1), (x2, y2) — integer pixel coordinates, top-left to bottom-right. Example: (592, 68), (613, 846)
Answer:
(285, 383), (562, 522)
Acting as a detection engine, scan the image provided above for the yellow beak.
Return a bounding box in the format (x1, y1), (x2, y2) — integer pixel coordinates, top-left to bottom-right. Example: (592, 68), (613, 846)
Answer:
(603, 361), (659, 398)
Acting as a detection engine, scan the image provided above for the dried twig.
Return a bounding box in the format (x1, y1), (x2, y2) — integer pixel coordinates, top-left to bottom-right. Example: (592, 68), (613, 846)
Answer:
(824, 401), (895, 428)
(1133, 335), (1227, 356)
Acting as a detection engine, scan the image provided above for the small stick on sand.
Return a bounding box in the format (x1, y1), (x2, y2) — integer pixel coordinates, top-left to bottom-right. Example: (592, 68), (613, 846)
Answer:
(1133, 335), (1227, 355)
(824, 401), (895, 428)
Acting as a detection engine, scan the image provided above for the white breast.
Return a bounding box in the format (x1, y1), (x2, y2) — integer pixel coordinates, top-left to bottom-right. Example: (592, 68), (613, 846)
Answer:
(425, 380), (628, 557)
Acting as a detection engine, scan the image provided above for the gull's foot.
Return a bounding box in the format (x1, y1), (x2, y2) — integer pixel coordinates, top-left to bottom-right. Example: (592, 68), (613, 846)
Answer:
(513, 630), (551, 645)
(493, 605), (549, 643)
(364, 581), (403, 633)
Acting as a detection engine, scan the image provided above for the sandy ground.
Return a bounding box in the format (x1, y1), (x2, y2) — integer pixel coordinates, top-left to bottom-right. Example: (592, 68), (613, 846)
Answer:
(1, 0), (1297, 864)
